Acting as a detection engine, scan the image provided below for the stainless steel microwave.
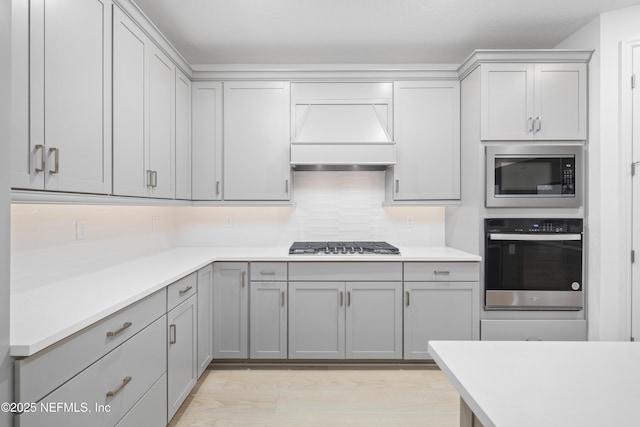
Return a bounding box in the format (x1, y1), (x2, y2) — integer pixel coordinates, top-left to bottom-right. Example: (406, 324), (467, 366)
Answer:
(486, 145), (584, 208)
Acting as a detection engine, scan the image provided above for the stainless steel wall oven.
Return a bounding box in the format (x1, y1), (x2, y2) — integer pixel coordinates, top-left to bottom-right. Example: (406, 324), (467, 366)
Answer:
(486, 145), (584, 208)
(484, 218), (583, 310)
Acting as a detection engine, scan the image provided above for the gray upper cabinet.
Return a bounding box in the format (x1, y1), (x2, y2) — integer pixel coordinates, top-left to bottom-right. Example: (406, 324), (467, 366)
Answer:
(391, 81), (460, 201)
(12, 0), (112, 194)
(175, 68), (192, 200)
(191, 82), (223, 201)
(223, 81), (291, 201)
(113, 6), (175, 199)
(480, 63), (587, 141)
(213, 262), (249, 359)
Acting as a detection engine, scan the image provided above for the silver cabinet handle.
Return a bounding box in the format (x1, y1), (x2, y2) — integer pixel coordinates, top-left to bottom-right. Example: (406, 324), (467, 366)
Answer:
(147, 170), (153, 187)
(241, 271), (246, 287)
(395, 179), (399, 193)
(534, 116), (542, 132)
(434, 271), (451, 276)
(347, 291), (351, 306)
(527, 116), (533, 133)
(260, 270), (276, 275)
(106, 376), (132, 398)
(169, 324), (177, 344)
(216, 181), (220, 195)
(179, 285), (193, 295)
(340, 291), (344, 307)
(49, 147), (60, 174)
(34, 144), (46, 173)
(285, 179), (289, 194)
(152, 170), (158, 187)
(406, 291), (410, 306)
(281, 291), (285, 307)
(106, 321), (132, 338)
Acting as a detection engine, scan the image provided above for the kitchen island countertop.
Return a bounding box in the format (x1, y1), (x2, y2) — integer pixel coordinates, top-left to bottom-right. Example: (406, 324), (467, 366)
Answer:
(11, 246), (480, 357)
(428, 340), (640, 427)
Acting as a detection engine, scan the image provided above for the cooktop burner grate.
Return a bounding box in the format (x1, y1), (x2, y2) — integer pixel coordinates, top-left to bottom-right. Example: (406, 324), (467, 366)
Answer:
(289, 241), (400, 255)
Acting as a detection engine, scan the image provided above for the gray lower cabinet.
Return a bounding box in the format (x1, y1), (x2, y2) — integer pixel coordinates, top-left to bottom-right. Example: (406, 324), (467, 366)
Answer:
(250, 280), (288, 359)
(115, 373), (167, 427)
(288, 280), (402, 360)
(289, 281), (345, 359)
(196, 264), (214, 376)
(404, 282), (479, 360)
(213, 262), (249, 359)
(167, 294), (198, 421)
(16, 316), (167, 427)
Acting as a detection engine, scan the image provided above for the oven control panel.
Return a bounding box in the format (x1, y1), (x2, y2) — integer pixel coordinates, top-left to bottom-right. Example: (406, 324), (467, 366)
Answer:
(485, 218), (583, 234)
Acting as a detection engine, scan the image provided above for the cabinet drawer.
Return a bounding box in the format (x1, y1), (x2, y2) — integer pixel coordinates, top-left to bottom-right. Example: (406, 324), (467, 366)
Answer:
(289, 262), (402, 281)
(116, 372), (167, 427)
(16, 316), (167, 427)
(481, 319), (587, 341)
(403, 262), (479, 282)
(167, 272), (197, 311)
(250, 262), (287, 281)
(15, 289), (166, 403)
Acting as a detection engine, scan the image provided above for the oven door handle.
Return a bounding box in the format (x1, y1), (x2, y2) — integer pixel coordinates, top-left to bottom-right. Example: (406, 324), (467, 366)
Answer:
(489, 233), (582, 241)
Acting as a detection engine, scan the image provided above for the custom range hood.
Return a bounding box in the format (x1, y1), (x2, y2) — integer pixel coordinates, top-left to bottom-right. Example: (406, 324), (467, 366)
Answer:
(290, 82), (396, 169)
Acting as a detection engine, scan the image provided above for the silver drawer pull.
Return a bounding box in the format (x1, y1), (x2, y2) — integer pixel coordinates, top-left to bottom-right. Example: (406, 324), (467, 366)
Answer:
(260, 270), (276, 275)
(242, 271), (246, 287)
(406, 291), (410, 306)
(340, 291), (344, 307)
(347, 291), (351, 306)
(170, 324), (177, 344)
(179, 285), (193, 295)
(34, 144), (46, 173)
(106, 376), (132, 398)
(434, 271), (451, 275)
(281, 291), (286, 307)
(106, 322), (132, 338)
(49, 147), (60, 174)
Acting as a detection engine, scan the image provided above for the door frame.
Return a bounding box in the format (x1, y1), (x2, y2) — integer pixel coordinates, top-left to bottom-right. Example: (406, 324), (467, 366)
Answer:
(621, 38), (640, 341)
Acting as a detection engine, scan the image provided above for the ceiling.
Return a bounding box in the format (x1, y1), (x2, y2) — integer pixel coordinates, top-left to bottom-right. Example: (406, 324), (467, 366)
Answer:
(133, 0), (640, 66)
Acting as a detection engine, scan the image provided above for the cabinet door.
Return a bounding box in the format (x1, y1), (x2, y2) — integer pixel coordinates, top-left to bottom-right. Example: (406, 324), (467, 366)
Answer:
(404, 282), (479, 360)
(175, 68), (192, 200)
(345, 282), (402, 359)
(481, 63), (535, 140)
(29, 0), (111, 193)
(196, 264), (213, 377)
(250, 281), (288, 359)
(191, 82), (223, 200)
(167, 295), (197, 421)
(148, 46), (175, 199)
(223, 81), (291, 200)
(288, 282), (345, 359)
(534, 63), (587, 140)
(113, 6), (148, 197)
(393, 81), (460, 200)
(213, 262), (249, 359)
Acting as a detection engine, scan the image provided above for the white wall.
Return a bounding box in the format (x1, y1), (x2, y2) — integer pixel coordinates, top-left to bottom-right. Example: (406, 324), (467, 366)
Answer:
(1, 0), (12, 424)
(556, 5), (640, 341)
(11, 205), (177, 293)
(175, 171), (445, 247)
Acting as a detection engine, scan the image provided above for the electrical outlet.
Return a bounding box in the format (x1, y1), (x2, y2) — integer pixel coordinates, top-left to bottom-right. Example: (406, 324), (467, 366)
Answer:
(76, 219), (88, 240)
(406, 216), (414, 228)
(225, 216), (233, 228)
(152, 216), (160, 230)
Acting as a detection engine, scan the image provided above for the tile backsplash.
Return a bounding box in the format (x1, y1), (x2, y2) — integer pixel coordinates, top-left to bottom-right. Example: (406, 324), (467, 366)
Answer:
(11, 171), (445, 292)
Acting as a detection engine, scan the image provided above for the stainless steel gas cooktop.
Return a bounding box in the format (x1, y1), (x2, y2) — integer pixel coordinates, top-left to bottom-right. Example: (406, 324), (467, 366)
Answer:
(289, 241), (400, 255)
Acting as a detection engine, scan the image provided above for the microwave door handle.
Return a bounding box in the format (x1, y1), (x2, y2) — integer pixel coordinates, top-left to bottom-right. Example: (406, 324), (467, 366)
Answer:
(489, 233), (582, 241)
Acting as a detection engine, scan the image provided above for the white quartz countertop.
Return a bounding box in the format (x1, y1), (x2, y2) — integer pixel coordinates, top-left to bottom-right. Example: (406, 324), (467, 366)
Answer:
(428, 340), (640, 427)
(11, 246), (479, 357)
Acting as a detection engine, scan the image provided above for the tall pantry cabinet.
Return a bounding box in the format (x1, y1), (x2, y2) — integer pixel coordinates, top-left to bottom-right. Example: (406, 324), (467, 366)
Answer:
(11, 0), (112, 194)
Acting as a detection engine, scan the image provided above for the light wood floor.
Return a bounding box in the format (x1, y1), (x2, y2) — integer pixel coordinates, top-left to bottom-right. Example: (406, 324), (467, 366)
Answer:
(168, 367), (460, 427)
